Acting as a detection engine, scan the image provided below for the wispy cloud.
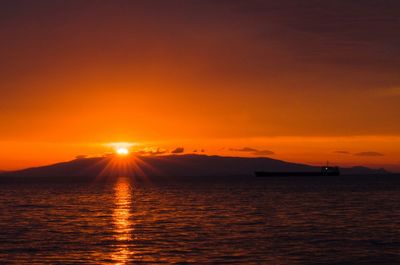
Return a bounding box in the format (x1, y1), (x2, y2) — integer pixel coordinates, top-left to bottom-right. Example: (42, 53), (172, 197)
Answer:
(230, 147), (274, 156)
(135, 148), (167, 156)
(253, 150), (275, 156)
(334, 151), (350, 154)
(354, 151), (384, 157)
(230, 147), (258, 152)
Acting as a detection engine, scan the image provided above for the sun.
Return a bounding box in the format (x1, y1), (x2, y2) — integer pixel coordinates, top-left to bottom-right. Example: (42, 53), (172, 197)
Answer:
(116, 147), (129, 156)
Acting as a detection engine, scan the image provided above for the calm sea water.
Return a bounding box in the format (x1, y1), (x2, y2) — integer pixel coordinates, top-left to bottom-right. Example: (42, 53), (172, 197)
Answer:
(0, 176), (399, 264)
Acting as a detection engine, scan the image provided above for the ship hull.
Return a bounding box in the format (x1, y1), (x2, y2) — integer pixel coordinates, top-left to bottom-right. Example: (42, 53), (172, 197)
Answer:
(255, 171), (340, 177)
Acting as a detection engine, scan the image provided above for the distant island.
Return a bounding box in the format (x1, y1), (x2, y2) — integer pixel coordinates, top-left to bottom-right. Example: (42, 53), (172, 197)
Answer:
(0, 154), (389, 183)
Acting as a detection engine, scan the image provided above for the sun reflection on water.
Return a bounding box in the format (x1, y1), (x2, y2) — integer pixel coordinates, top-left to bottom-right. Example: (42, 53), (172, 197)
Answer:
(112, 177), (134, 264)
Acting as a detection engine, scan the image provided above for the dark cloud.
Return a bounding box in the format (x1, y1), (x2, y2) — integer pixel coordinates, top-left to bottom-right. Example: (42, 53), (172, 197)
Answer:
(334, 151), (350, 154)
(230, 147), (274, 156)
(75, 155), (88, 159)
(253, 150), (275, 156)
(192, 149), (204, 153)
(135, 148), (167, 156)
(354, 151), (384, 157)
(171, 147), (184, 154)
(230, 147), (258, 152)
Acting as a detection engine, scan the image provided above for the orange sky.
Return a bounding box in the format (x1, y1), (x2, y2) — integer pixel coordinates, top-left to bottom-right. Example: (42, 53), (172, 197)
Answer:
(0, 1), (399, 171)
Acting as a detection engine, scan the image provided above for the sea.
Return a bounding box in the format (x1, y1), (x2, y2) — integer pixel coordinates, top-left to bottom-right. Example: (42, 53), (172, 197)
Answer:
(0, 175), (399, 264)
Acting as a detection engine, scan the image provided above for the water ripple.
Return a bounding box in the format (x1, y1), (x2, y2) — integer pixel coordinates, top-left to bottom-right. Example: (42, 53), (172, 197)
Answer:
(0, 177), (399, 263)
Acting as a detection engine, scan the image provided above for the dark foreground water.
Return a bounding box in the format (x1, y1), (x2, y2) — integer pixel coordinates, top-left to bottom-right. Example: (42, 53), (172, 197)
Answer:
(0, 176), (399, 264)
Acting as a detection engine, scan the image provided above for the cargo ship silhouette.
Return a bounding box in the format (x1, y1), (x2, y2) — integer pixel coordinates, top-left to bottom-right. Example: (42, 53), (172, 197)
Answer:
(255, 165), (340, 177)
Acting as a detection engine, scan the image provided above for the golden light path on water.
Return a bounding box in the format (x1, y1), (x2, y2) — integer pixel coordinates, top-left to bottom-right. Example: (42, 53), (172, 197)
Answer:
(112, 177), (134, 264)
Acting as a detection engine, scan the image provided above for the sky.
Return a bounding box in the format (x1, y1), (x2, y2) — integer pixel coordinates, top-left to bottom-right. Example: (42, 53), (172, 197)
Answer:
(0, 0), (400, 171)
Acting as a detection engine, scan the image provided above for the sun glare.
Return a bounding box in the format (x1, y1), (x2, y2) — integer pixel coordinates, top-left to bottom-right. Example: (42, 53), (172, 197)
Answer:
(116, 147), (129, 156)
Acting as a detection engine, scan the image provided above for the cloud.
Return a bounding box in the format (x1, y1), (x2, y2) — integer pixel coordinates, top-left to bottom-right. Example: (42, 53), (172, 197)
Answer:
(230, 147), (274, 156)
(354, 151), (384, 157)
(75, 155), (88, 159)
(171, 147), (184, 154)
(230, 147), (258, 152)
(135, 148), (167, 156)
(334, 151), (350, 154)
(253, 150), (275, 156)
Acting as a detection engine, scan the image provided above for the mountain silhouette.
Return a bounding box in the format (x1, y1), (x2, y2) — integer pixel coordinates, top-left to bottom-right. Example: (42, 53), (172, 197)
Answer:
(0, 154), (388, 183)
